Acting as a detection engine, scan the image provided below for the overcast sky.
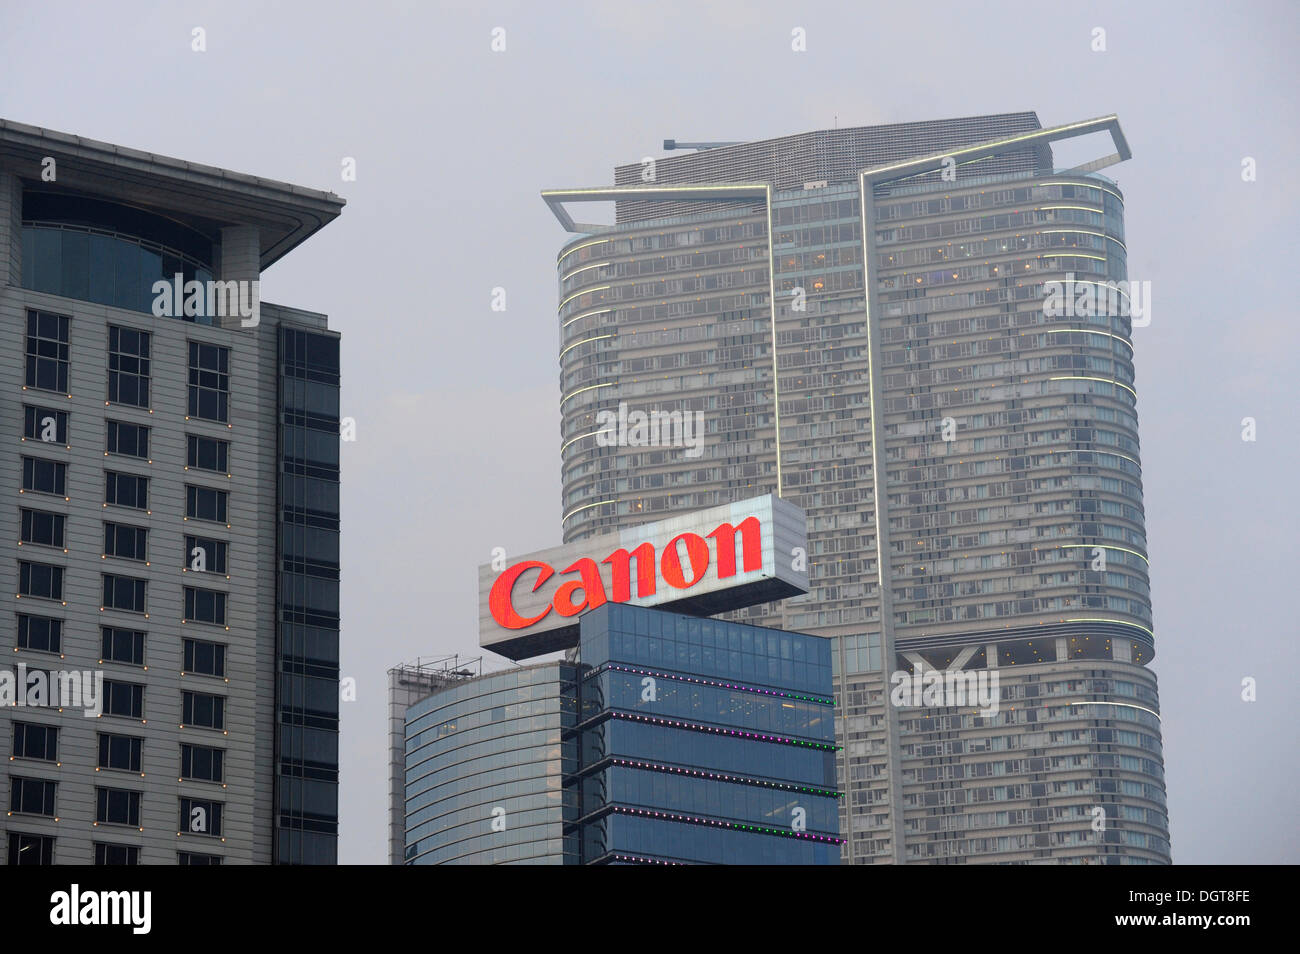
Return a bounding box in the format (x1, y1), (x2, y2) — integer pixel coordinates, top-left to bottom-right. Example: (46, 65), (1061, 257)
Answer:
(2, 0), (1295, 865)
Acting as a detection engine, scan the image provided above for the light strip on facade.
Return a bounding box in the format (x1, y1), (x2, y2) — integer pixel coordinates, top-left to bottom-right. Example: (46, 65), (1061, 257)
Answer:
(559, 284), (609, 309)
(1042, 328), (1134, 352)
(557, 236), (612, 266)
(560, 427), (613, 453)
(559, 333), (614, 360)
(560, 261), (611, 282)
(1063, 700), (1162, 721)
(603, 663), (835, 705)
(1060, 543), (1149, 565)
(1049, 375), (1137, 398)
(1037, 228), (1127, 251)
(560, 381), (613, 406)
(1065, 617), (1155, 638)
(1063, 278), (1131, 299)
(562, 498), (616, 523)
(1042, 252), (1108, 262)
(609, 758), (841, 798)
(562, 307), (612, 328)
(1046, 180), (1124, 202)
(765, 184), (783, 497)
(608, 805), (843, 843)
(611, 711), (838, 750)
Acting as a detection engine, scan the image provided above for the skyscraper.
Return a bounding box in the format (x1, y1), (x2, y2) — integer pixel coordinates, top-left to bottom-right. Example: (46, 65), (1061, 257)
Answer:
(0, 119), (343, 864)
(542, 112), (1171, 863)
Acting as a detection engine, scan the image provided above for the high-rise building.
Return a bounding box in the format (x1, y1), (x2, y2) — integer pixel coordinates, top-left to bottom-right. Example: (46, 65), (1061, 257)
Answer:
(542, 113), (1171, 863)
(400, 602), (838, 865)
(396, 495), (841, 864)
(0, 119), (343, 864)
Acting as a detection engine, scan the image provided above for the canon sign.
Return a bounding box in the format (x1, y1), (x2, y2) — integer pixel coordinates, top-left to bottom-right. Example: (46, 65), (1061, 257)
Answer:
(478, 495), (808, 660)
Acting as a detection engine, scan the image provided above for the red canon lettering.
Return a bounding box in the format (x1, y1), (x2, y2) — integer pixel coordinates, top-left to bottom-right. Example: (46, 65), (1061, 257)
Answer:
(660, 532), (710, 588)
(708, 516), (762, 577)
(489, 560), (555, 629)
(553, 558), (608, 617)
(602, 542), (657, 601)
(490, 514), (766, 630)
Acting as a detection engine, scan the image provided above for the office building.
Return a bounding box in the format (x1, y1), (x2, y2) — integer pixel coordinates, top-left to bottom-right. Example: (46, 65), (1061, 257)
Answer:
(0, 119), (343, 864)
(401, 603), (838, 864)
(541, 113), (1170, 863)
(398, 495), (840, 864)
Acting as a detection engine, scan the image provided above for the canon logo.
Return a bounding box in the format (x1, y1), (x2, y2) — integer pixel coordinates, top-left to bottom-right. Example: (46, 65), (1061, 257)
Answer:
(489, 516), (762, 630)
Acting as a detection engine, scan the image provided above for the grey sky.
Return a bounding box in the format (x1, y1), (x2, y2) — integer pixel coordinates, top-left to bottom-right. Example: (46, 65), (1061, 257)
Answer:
(2, 0), (1295, 864)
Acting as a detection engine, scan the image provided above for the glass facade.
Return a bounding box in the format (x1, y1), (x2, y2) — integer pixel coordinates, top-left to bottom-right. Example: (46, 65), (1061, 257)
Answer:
(571, 603), (839, 864)
(21, 225), (216, 321)
(402, 603), (839, 864)
(404, 662), (574, 865)
(276, 328), (342, 864)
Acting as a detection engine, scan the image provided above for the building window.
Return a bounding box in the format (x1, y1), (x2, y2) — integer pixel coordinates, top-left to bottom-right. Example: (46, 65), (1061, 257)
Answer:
(179, 797), (223, 837)
(101, 680), (144, 720)
(177, 851), (222, 865)
(101, 626), (146, 666)
(96, 787), (141, 827)
(18, 561), (63, 601)
(107, 326), (151, 408)
(103, 523), (148, 562)
(185, 535), (227, 574)
(181, 744), (225, 783)
(183, 587), (226, 626)
(16, 614), (62, 653)
(185, 485), (227, 523)
(188, 342), (229, 423)
(106, 420), (150, 460)
(7, 832), (54, 865)
(11, 722), (58, 762)
(94, 843), (140, 865)
(105, 471), (148, 510)
(23, 406), (67, 444)
(183, 638), (226, 677)
(20, 509), (65, 548)
(9, 777), (56, 817)
(187, 435), (229, 473)
(97, 733), (143, 772)
(25, 310), (69, 393)
(21, 457), (66, 496)
(102, 573), (146, 614)
(181, 691), (225, 730)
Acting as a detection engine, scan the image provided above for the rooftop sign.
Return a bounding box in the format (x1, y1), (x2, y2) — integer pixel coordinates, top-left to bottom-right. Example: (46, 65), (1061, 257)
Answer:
(478, 495), (808, 660)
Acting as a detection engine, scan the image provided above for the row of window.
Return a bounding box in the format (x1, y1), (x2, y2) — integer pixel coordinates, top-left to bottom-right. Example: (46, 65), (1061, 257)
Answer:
(12, 723), (225, 781)
(22, 459), (230, 521)
(26, 311), (230, 423)
(7, 831), (221, 865)
(9, 778), (226, 833)
(25, 404), (230, 472)
(16, 567), (227, 622)
(18, 619), (225, 675)
(20, 512), (229, 573)
(7, 670), (227, 727)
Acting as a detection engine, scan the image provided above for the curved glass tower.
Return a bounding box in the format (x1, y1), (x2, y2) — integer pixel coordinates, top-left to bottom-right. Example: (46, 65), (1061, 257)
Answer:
(544, 113), (1171, 864)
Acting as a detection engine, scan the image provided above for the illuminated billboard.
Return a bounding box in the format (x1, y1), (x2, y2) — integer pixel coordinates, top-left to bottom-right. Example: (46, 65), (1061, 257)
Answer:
(478, 495), (808, 660)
